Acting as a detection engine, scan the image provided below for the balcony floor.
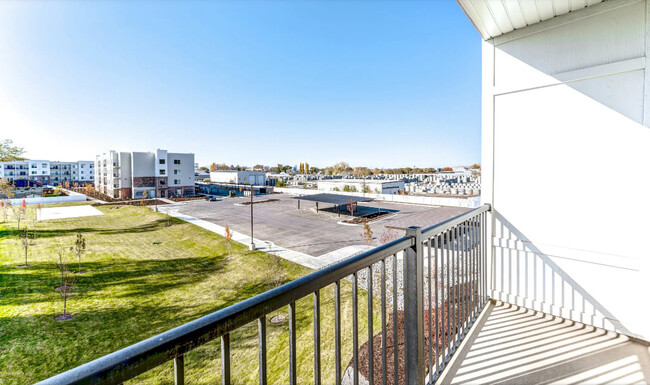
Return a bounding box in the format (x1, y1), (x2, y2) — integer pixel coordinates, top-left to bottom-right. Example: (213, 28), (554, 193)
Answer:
(444, 302), (650, 384)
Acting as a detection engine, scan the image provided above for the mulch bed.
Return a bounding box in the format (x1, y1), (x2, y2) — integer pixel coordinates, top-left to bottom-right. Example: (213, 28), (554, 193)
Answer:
(341, 211), (393, 225)
(92, 199), (170, 207)
(355, 303), (456, 385)
(167, 196), (204, 202)
(54, 314), (75, 321)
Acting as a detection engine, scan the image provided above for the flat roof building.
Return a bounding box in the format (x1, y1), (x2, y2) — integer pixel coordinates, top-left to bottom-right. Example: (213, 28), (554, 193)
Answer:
(95, 149), (195, 199)
(209, 170), (266, 186)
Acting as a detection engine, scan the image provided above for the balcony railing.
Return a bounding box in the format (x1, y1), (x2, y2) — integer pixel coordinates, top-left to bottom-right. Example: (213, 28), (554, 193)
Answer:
(38, 205), (490, 385)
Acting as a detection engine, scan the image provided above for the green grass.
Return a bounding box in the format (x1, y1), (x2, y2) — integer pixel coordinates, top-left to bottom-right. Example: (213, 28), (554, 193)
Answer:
(0, 203), (380, 384)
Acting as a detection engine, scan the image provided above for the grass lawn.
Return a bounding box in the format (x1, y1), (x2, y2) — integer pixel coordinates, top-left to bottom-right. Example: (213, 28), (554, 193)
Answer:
(0, 202), (380, 384)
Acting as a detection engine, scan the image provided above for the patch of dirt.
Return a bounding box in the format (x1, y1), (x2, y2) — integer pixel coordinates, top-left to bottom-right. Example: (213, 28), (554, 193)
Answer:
(73, 270), (87, 274)
(168, 196), (204, 202)
(55, 285), (72, 291)
(54, 314), (75, 321)
(18, 264), (32, 268)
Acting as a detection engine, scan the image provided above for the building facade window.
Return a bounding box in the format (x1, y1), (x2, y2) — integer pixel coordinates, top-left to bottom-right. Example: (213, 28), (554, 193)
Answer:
(159, 159), (165, 165)
(159, 170), (165, 175)
(174, 179), (180, 184)
(173, 159), (180, 164)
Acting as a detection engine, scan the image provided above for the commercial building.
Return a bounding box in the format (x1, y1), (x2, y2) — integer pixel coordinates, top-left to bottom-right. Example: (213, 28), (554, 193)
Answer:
(95, 149), (195, 199)
(209, 170), (266, 185)
(0, 160), (95, 186)
(317, 179), (405, 194)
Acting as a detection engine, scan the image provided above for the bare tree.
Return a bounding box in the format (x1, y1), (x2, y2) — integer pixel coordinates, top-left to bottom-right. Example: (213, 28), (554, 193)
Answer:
(55, 249), (76, 321)
(360, 221), (373, 246)
(346, 199), (357, 218)
(224, 224), (233, 260)
(19, 228), (31, 267)
(10, 199), (26, 230)
(380, 227), (398, 245)
(141, 190), (148, 214)
(71, 233), (87, 274)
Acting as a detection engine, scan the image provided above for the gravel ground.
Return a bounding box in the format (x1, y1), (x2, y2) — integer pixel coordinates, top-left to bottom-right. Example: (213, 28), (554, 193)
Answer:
(346, 251), (478, 312)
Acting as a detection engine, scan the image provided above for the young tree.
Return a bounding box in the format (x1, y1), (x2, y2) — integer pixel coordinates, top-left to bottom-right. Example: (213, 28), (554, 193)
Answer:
(141, 190), (148, 214)
(224, 225), (233, 260)
(347, 199), (357, 218)
(360, 221), (373, 246)
(55, 249), (76, 321)
(380, 227), (398, 245)
(71, 233), (87, 274)
(19, 228), (31, 267)
(10, 198), (26, 230)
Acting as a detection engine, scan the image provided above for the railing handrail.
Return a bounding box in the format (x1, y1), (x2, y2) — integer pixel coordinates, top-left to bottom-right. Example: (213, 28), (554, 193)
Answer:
(422, 204), (490, 239)
(38, 237), (413, 384)
(38, 204), (491, 385)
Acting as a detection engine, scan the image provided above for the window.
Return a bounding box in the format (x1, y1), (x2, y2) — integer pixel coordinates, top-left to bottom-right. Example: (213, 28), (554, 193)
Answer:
(42, 163), (47, 168)
(81, 164), (85, 168)
(159, 170), (165, 175)
(159, 180), (166, 185)
(172, 179), (180, 184)
(174, 169), (179, 175)
(159, 159), (165, 165)
(31, 171), (36, 175)
(31, 164), (36, 168)
(173, 159), (181, 165)
(42, 171), (46, 174)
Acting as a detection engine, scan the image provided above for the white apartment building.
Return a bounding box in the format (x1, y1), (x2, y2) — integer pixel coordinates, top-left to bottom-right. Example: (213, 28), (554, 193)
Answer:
(0, 159), (94, 186)
(95, 149), (195, 199)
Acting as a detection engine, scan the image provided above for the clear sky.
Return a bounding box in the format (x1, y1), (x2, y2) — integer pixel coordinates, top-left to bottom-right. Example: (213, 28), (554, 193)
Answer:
(0, 1), (482, 169)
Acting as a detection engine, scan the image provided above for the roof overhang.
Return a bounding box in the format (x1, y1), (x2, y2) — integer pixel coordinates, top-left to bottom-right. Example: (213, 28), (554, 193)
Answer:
(457, 0), (605, 40)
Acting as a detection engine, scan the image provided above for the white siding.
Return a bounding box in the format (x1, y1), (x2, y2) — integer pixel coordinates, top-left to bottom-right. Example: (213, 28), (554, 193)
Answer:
(482, 0), (650, 340)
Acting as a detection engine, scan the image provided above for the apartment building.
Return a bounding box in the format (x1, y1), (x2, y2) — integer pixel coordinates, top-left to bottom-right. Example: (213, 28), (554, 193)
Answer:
(0, 160), (94, 185)
(95, 149), (195, 199)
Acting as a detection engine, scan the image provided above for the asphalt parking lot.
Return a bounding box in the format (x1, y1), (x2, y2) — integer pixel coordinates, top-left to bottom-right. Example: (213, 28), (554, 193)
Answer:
(171, 193), (469, 257)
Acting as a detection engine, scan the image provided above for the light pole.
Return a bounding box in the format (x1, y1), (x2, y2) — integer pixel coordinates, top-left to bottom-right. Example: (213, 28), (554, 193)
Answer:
(249, 187), (255, 251)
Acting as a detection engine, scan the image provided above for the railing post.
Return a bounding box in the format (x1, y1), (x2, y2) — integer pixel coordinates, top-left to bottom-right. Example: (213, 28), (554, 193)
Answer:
(404, 227), (424, 384)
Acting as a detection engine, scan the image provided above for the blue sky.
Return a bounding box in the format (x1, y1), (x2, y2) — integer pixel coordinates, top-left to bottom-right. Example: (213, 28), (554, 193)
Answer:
(0, 1), (481, 168)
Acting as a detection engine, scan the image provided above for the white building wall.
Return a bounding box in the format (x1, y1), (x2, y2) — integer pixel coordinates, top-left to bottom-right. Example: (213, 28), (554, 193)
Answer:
(168, 153), (195, 187)
(482, 0), (650, 340)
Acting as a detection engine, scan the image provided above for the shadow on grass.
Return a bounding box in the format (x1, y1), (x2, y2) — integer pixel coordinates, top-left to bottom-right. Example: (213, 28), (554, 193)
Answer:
(0, 217), (186, 240)
(0, 255), (227, 307)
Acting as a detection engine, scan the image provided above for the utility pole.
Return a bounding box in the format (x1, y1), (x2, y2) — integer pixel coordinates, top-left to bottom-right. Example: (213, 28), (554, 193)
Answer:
(249, 187), (255, 251)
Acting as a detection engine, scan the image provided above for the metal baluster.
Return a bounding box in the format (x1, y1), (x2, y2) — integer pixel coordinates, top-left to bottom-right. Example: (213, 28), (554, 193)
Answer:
(258, 316), (267, 385)
(368, 266), (374, 385)
(289, 301), (297, 385)
(335, 280), (342, 385)
(471, 217), (476, 321)
(434, 235), (440, 377)
(381, 259), (387, 385)
(452, 227), (456, 352)
(221, 334), (231, 385)
(427, 238), (433, 383)
(462, 221), (466, 336)
(393, 254), (398, 385)
(353, 273), (359, 385)
(443, 231), (451, 363)
(482, 212), (486, 305)
(174, 355), (184, 385)
(314, 291), (321, 385)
